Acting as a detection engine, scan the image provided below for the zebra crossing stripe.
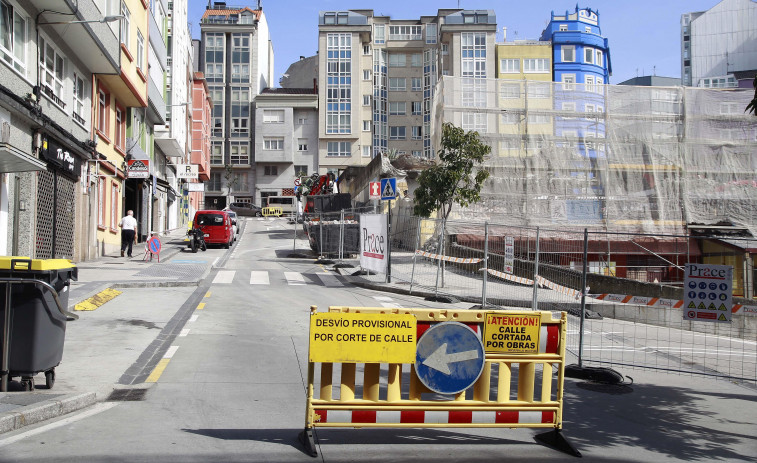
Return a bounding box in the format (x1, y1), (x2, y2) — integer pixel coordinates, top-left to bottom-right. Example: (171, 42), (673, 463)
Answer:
(284, 271), (306, 285)
(212, 270), (236, 284)
(250, 271), (270, 285)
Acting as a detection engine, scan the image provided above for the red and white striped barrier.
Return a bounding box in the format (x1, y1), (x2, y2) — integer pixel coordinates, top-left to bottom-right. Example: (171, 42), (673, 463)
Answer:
(486, 269), (534, 286)
(315, 409), (555, 425)
(539, 325), (560, 354)
(414, 250), (483, 264)
(589, 293), (757, 315)
(535, 276), (583, 300)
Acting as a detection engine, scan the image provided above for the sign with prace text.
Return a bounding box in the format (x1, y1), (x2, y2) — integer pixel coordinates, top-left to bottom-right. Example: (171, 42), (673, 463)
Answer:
(359, 214), (388, 274)
(309, 313), (417, 363)
(683, 263), (733, 322)
(483, 313), (541, 353)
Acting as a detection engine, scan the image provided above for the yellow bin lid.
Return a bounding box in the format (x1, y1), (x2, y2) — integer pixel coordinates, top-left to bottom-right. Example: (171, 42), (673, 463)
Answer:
(0, 257), (76, 271)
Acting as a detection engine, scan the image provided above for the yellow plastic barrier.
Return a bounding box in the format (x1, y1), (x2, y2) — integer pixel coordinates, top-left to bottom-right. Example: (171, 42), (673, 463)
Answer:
(299, 306), (579, 457)
(262, 206), (282, 217)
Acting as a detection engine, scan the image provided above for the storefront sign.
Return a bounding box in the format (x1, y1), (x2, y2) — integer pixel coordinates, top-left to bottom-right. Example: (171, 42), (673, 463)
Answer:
(177, 164), (198, 179)
(126, 159), (150, 178)
(42, 137), (81, 177)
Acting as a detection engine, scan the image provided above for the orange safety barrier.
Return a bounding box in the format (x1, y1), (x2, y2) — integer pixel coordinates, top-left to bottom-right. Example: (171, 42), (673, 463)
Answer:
(299, 306), (580, 457)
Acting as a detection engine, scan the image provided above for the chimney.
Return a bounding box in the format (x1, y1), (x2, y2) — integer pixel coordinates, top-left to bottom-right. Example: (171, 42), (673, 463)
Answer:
(503, 27), (507, 42)
(300, 56), (305, 61)
(313, 78), (317, 93)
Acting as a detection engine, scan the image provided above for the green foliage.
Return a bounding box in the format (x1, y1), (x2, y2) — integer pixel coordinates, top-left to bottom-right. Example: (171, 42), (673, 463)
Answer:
(413, 122), (491, 219)
(746, 75), (757, 116)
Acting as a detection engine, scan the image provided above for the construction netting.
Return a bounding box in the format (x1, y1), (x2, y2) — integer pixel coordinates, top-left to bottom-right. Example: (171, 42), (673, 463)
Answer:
(432, 76), (757, 236)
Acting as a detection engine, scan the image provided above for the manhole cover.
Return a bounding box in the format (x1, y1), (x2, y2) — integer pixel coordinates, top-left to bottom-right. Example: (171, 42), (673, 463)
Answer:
(106, 389), (148, 401)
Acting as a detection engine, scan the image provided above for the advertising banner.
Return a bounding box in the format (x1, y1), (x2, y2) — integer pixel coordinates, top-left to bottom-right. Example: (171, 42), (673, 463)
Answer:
(359, 214), (388, 274)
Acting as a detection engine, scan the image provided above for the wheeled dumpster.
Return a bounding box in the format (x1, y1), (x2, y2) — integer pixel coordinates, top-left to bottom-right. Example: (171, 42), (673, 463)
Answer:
(0, 258), (78, 391)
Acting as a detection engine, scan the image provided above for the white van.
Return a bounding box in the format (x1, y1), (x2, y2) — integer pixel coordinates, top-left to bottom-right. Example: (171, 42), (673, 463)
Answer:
(265, 196), (297, 217)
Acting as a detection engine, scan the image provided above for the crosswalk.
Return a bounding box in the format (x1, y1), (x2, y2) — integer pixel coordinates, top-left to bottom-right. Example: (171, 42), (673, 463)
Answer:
(212, 269), (352, 287)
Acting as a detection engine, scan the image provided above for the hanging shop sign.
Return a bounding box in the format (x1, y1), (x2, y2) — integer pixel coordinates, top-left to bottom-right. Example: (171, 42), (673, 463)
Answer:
(176, 164), (199, 179)
(126, 159), (150, 178)
(42, 137), (81, 177)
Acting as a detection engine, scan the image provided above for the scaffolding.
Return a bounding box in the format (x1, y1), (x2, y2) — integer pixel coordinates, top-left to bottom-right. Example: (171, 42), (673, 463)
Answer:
(432, 76), (757, 236)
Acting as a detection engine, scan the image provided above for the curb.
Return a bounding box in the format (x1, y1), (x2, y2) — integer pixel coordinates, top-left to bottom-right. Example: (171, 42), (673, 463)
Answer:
(0, 392), (97, 434)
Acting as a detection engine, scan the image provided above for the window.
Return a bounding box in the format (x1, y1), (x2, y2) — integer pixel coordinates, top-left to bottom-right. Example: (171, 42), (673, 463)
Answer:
(230, 142), (249, 165)
(362, 145), (371, 157)
(208, 172), (222, 190)
(527, 82), (550, 99)
(0, 0), (27, 73)
(264, 138), (283, 150)
(389, 53), (406, 67)
(585, 75), (595, 92)
(363, 69), (371, 80)
(441, 43), (448, 55)
(374, 24), (384, 44)
(297, 116), (308, 125)
(263, 110), (284, 123)
(389, 101), (406, 115)
(298, 139), (308, 151)
(73, 73), (86, 125)
(205, 33), (224, 83)
(412, 101), (421, 115)
(327, 141), (351, 157)
(411, 53), (422, 67)
(230, 173), (247, 192)
(363, 45), (370, 55)
(264, 165), (278, 176)
(528, 114), (550, 124)
(561, 102), (576, 118)
(132, 108), (145, 150)
(595, 49), (603, 67)
(211, 142), (223, 165)
(461, 32), (486, 79)
(388, 25), (421, 41)
(326, 33), (351, 134)
(363, 120), (371, 131)
(500, 82), (520, 99)
(389, 126), (405, 140)
(561, 45), (575, 63)
(501, 112), (519, 124)
(523, 58), (548, 73)
(412, 126), (422, 140)
(462, 113), (486, 131)
(584, 47), (594, 64)
(115, 104), (125, 152)
(39, 38), (65, 106)
(410, 77), (422, 91)
(97, 178), (105, 228)
(585, 26), (591, 33)
(110, 183), (118, 231)
(97, 85), (109, 136)
(500, 59), (519, 73)
(412, 150), (422, 157)
(389, 77), (406, 91)
(230, 87), (249, 137)
(562, 74), (575, 91)
(136, 30), (144, 70)
(363, 95), (370, 106)
(425, 23), (437, 44)
(559, 24), (568, 32)
(120, 3), (130, 46)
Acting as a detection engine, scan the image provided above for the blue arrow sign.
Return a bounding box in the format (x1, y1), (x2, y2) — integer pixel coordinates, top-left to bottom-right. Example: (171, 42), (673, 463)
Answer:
(415, 322), (485, 395)
(380, 177), (397, 200)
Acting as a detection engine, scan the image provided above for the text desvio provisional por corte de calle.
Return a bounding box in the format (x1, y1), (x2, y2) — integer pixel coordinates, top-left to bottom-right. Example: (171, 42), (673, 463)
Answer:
(313, 317), (414, 343)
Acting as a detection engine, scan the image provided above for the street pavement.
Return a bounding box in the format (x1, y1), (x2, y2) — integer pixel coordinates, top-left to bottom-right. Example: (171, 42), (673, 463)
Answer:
(0, 218), (755, 462)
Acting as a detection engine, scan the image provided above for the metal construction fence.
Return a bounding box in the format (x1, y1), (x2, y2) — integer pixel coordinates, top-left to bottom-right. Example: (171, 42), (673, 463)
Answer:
(326, 207), (757, 385)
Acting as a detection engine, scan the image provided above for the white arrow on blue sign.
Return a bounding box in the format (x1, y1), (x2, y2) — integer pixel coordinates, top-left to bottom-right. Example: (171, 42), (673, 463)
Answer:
(415, 321), (485, 395)
(380, 177), (397, 200)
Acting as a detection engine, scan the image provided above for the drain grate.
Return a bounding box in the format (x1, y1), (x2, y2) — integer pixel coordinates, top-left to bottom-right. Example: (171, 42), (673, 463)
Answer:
(106, 388), (148, 401)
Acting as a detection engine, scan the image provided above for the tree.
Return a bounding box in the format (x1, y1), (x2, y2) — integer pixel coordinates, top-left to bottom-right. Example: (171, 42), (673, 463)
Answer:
(223, 164), (238, 206)
(746, 75), (757, 116)
(413, 122), (491, 219)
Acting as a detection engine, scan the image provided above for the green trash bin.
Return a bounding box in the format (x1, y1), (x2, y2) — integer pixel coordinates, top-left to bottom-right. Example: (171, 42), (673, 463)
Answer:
(0, 257), (78, 391)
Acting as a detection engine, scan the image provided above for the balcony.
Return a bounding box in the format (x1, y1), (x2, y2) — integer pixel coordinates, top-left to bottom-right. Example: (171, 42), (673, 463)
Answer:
(33, 0), (119, 74)
(255, 149), (293, 163)
(147, 78), (166, 125)
(155, 126), (184, 158)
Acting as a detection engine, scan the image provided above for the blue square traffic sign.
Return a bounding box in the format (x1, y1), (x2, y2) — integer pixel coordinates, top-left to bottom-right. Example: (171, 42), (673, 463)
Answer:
(380, 178), (397, 200)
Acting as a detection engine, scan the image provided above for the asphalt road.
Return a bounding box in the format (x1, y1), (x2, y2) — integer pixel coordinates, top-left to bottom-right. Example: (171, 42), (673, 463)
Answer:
(0, 218), (754, 462)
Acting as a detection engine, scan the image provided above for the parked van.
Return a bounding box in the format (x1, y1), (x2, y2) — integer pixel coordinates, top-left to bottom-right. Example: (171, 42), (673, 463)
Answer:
(192, 210), (234, 249)
(265, 196), (297, 217)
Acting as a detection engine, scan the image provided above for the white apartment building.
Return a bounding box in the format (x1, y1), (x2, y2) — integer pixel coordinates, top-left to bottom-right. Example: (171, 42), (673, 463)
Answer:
(317, 9), (496, 177)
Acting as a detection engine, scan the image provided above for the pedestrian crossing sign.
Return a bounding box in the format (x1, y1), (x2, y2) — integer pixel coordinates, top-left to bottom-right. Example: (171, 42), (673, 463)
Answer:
(380, 178), (397, 200)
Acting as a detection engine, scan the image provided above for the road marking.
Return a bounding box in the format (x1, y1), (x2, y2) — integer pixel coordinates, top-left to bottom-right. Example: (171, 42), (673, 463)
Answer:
(197, 302), (205, 310)
(145, 359), (170, 383)
(204, 291), (212, 298)
(0, 403), (118, 448)
(74, 288), (123, 311)
(285, 272), (306, 285)
(373, 296), (393, 302)
(189, 314), (198, 322)
(316, 274), (344, 287)
(213, 270), (235, 284)
(250, 271), (270, 285)
(164, 346), (179, 359)
(179, 329), (190, 337)
(381, 302), (402, 308)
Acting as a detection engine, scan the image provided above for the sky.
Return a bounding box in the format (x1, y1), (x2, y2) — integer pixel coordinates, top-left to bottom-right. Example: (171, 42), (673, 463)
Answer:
(188, 0), (721, 87)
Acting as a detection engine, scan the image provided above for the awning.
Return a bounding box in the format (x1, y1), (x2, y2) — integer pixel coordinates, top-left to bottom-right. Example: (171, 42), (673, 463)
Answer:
(0, 143), (46, 173)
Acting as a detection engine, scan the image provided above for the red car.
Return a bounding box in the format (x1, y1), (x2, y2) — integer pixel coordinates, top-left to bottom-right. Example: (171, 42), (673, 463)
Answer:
(192, 210), (234, 249)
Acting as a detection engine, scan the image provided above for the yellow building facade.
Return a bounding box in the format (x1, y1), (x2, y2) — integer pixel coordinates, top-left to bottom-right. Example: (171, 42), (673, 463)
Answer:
(94, 0), (149, 255)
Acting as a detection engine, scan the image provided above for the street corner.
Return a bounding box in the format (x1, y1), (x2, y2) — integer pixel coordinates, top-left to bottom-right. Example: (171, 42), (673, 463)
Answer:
(74, 288), (123, 311)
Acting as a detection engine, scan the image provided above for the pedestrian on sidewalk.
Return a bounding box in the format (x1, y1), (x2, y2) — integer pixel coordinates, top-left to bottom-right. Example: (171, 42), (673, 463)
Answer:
(119, 210), (138, 257)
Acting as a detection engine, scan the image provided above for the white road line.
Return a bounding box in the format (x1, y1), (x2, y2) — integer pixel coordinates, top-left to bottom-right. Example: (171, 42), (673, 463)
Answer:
(373, 296), (393, 302)
(164, 346), (179, 359)
(179, 329), (190, 337)
(381, 302), (402, 308)
(212, 270), (235, 284)
(316, 274), (344, 287)
(189, 314), (198, 322)
(284, 272), (306, 285)
(250, 271), (270, 285)
(0, 402), (118, 448)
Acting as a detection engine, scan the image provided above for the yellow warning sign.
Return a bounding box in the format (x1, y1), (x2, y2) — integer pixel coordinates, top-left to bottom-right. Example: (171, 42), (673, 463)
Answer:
(698, 302), (707, 310)
(718, 304), (727, 311)
(309, 313), (416, 363)
(483, 313), (541, 353)
(718, 314), (727, 321)
(688, 302), (696, 308)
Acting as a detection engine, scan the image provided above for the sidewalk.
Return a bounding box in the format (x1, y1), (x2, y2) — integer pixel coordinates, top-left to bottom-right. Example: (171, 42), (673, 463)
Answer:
(0, 227), (211, 434)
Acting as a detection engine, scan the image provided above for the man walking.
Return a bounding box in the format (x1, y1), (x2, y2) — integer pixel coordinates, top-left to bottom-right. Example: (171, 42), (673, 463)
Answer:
(119, 210), (138, 257)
